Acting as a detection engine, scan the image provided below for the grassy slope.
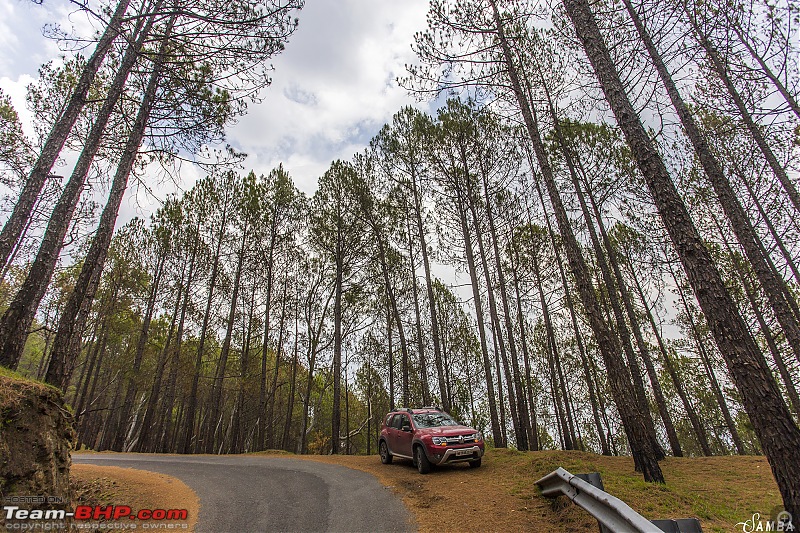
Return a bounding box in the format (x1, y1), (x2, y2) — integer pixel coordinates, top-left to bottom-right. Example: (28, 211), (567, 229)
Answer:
(301, 448), (781, 532)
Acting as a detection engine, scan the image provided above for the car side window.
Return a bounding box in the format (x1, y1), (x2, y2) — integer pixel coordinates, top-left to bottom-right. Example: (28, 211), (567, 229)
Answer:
(396, 414), (409, 429)
(386, 414), (395, 428)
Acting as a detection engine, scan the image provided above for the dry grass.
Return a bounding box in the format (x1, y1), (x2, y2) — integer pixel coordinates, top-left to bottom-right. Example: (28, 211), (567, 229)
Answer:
(295, 449), (782, 533)
(0, 366), (57, 411)
(71, 464), (199, 531)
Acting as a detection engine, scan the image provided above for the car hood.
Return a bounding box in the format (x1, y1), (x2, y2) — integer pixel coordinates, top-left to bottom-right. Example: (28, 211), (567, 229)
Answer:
(415, 425), (478, 437)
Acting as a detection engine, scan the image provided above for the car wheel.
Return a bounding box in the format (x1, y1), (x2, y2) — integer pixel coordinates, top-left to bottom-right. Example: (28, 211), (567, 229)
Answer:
(415, 445), (431, 474)
(469, 458), (481, 468)
(379, 441), (393, 464)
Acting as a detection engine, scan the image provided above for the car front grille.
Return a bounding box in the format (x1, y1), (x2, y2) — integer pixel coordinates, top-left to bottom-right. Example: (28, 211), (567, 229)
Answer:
(443, 435), (476, 445)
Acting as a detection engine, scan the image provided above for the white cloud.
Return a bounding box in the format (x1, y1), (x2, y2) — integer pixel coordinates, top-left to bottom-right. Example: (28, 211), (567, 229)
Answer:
(0, 1), (100, 77)
(1, 0), (435, 208)
(228, 0), (433, 194)
(0, 75), (36, 139)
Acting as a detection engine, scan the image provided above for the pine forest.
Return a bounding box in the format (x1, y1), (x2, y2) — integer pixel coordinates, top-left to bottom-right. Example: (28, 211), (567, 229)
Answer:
(1, 0), (799, 518)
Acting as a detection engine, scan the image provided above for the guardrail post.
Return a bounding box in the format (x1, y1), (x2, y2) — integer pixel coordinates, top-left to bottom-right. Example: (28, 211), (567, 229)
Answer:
(650, 519), (703, 533)
(576, 473), (612, 533)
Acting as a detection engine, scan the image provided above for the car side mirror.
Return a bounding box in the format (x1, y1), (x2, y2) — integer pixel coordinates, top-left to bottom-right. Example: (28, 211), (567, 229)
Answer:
(401, 424), (411, 432)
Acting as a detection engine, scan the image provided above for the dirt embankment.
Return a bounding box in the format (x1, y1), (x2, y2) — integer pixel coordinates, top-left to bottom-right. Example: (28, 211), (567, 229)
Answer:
(0, 371), (75, 522)
(1, 372), (198, 531)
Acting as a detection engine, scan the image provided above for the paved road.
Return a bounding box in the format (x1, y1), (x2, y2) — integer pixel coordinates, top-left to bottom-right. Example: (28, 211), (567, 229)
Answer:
(73, 453), (415, 532)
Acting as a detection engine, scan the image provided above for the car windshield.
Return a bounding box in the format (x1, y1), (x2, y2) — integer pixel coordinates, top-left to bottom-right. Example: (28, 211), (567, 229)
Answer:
(412, 412), (458, 428)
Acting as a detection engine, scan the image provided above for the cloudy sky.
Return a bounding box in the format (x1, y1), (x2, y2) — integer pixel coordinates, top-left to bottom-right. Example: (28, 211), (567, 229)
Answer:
(0, 0), (434, 218)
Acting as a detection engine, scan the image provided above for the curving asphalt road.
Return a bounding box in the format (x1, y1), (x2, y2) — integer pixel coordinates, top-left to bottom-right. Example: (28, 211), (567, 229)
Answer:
(72, 453), (415, 533)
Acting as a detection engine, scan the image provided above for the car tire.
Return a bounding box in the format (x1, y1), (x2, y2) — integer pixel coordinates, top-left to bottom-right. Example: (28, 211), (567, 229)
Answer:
(469, 458), (481, 468)
(415, 445), (431, 474)
(379, 441), (393, 464)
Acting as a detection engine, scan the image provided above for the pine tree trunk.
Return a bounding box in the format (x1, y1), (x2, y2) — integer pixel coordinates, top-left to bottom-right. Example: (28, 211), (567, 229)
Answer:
(98, 378), (123, 450)
(455, 178), (504, 447)
(564, 145), (665, 459)
(45, 16), (175, 391)
(76, 322), (110, 449)
(666, 257), (748, 457)
(712, 211), (800, 419)
(75, 276), (118, 448)
(0, 8), (158, 370)
(112, 252), (166, 451)
(742, 272), (800, 419)
(488, 0), (663, 480)
(35, 302), (57, 380)
(684, 7), (800, 214)
(331, 252), (343, 453)
(529, 175), (609, 454)
(282, 294), (300, 450)
(590, 353), (618, 455)
(491, 329), (508, 445)
(466, 176), (523, 447)
(74, 321), (104, 420)
(405, 205), (431, 405)
(0, 0), (131, 272)
(157, 226), (198, 452)
(729, 19), (800, 120)
(479, 161), (531, 449)
(409, 167), (448, 412)
(563, 0), (800, 501)
(627, 260), (713, 456)
(183, 199), (228, 454)
(625, 0), (800, 369)
(137, 262), (185, 453)
(299, 284), (333, 454)
(372, 221), (411, 407)
(577, 171), (682, 456)
(387, 303), (395, 411)
(164, 393), (184, 452)
(531, 238), (573, 449)
(511, 250), (540, 450)
(70, 321), (100, 409)
(206, 221), (248, 452)
(231, 279), (257, 453)
(0, 195), (43, 287)
(258, 221), (278, 450)
(267, 278), (289, 450)
(735, 160), (800, 287)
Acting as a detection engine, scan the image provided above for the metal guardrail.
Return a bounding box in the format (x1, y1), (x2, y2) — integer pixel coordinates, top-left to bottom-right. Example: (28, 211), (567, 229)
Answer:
(535, 467), (702, 533)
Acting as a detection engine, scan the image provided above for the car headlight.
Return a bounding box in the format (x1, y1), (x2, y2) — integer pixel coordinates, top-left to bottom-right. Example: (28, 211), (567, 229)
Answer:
(472, 432), (483, 442)
(432, 436), (448, 446)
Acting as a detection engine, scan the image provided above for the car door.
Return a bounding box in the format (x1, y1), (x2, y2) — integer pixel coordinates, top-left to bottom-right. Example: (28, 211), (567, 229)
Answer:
(385, 414), (399, 453)
(394, 413), (413, 458)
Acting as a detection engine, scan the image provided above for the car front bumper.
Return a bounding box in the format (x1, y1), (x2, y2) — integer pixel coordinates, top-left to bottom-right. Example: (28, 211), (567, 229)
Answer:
(429, 445), (484, 465)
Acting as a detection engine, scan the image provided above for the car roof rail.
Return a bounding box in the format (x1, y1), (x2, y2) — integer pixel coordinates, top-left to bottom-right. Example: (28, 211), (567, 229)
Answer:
(397, 406), (441, 413)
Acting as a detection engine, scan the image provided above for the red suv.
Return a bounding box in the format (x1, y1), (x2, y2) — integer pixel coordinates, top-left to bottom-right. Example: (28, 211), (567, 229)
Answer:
(378, 407), (485, 474)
